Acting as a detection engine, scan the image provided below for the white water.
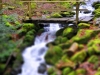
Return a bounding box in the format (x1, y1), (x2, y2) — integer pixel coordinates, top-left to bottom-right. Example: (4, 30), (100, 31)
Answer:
(18, 23), (60, 75)
(74, 0), (100, 18)
(19, 0), (100, 75)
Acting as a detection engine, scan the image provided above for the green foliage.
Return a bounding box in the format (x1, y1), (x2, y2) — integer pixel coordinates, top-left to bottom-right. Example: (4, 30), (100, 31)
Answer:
(87, 55), (99, 64)
(63, 27), (74, 39)
(31, 3), (36, 9)
(78, 23), (90, 29)
(45, 46), (63, 65)
(71, 50), (86, 63)
(76, 68), (86, 75)
(92, 1), (100, 9)
(62, 67), (72, 75)
(51, 12), (62, 18)
(22, 23), (35, 31)
(94, 7), (100, 18)
(60, 2), (72, 8)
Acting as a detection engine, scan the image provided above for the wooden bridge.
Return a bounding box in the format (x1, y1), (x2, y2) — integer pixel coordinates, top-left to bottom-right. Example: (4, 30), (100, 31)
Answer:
(0, 0), (90, 24)
(21, 0), (89, 24)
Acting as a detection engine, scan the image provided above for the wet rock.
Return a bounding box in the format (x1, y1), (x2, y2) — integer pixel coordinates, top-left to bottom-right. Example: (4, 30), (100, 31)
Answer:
(38, 63), (47, 74)
(95, 18), (100, 25)
(83, 10), (91, 14)
(11, 66), (21, 75)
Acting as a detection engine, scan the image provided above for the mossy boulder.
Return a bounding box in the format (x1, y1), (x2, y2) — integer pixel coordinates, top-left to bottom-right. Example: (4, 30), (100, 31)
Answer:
(51, 12), (62, 18)
(76, 68), (86, 75)
(62, 67), (72, 75)
(54, 36), (68, 45)
(68, 71), (77, 75)
(56, 28), (64, 36)
(94, 7), (100, 18)
(22, 23), (36, 31)
(45, 46), (63, 65)
(78, 23), (90, 29)
(71, 50), (87, 63)
(72, 29), (93, 44)
(63, 27), (74, 39)
(87, 55), (99, 64)
(87, 39), (100, 55)
(47, 67), (56, 75)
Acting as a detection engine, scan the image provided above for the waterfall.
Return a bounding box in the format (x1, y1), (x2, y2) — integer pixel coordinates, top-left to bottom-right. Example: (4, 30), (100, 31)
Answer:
(18, 23), (61, 75)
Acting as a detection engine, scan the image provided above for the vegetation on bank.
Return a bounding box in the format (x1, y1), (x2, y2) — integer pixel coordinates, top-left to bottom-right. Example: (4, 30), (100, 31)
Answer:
(0, 0), (100, 75)
(0, 9), (42, 74)
(45, 22), (100, 75)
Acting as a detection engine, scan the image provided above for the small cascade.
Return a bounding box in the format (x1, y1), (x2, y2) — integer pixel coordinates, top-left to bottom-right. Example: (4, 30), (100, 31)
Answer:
(74, 0), (100, 18)
(18, 23), (61, 75)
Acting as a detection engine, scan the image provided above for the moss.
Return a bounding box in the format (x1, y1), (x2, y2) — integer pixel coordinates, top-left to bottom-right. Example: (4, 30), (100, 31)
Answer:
(54, 36), (68, 45)
(71, 50), (86, 63)
(51, 12), (62, 18)
(62, 67), (72, 75)
(47, 67), (55, 75)
(45, 46), (63, 65)
(94, 7), (100, 18)
(68, 71), (77, 75)
(87, 47), (95, 56)
(78, 23), (90, 29)
(23, 34), (34, 43)
(22, 23), (35, 31)
(0, 64), (5, 73)
(58, 41), (72, 49)
(5, 22), (12, 27)
(63, 27), (74, 39)
(76, 68), (86, 75)
(56, 28), (64, 36)
(72, 30), (93, 44)
(88, 55), (99, 64)
(95, 72), (100, 75)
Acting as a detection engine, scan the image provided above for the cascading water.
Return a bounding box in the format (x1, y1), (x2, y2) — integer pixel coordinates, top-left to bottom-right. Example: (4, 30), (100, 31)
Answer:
(18, 23), (61, 75)
(74, 0), (100, 17)
(18, 0), (100, 75)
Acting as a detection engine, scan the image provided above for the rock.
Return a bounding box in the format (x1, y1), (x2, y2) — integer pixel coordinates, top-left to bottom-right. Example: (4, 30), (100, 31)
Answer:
(11, 66), (21, 75)
(38, 63), (47, 74)
(95, 17), (100, 25)
(83, 10), (91, 14)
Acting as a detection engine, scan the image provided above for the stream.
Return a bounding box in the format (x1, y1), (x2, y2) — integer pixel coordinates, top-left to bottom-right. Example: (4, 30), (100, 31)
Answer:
(19, 0), (100, 75)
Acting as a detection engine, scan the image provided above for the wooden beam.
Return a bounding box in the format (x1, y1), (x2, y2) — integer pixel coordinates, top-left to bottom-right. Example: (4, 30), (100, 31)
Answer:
(21, 1), (84, 3)
(28, 0), (32, 19)
(33, 9), (88, 12)
(76, 2), (80, 25)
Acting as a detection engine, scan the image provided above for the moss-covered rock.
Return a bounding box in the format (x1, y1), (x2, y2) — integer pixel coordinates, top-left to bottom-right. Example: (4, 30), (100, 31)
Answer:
(45, 46), (63, 65)
(62, 67), (72, 75)
(51, 12), (62, 18)
(54, 36), (68, 45)
(71, 50), (87, 63)
(72, 29), (93, 44)
(63, 27), (74, 39)
(76, 68), (86, 75)
(68, 71), (77, 75)
(87, 55), (99, 64)
(78, 23), (90, 29)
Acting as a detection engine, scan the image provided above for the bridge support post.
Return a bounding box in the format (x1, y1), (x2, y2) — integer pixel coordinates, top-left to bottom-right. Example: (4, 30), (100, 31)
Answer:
(28, 0), (32, 19)
(76, 2), (80, 25)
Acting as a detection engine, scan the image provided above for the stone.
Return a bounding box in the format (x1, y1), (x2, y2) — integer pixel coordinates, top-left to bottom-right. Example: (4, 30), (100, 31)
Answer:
(38, 63), (47, 74)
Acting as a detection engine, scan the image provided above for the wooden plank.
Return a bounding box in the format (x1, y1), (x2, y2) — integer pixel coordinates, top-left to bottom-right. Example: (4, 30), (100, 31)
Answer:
(33, 9), (88, 12)
(21, 1), (84, 3)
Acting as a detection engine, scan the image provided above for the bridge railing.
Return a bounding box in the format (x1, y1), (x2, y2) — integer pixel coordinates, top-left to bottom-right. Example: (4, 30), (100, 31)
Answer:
(21, 0), (88, 24)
